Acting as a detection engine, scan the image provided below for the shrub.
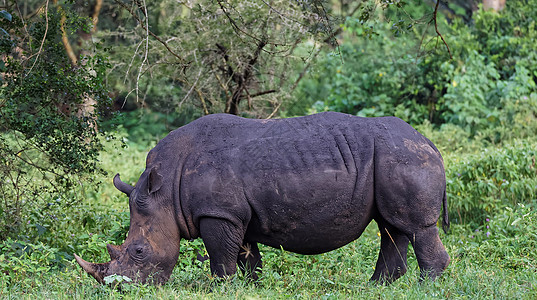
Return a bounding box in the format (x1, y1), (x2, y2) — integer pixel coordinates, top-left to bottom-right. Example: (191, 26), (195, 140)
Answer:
(298, 0), (537, 141)
(0, 238), (61, 286)
(446, 139), (537, 225)
(0, 3), (116, 240)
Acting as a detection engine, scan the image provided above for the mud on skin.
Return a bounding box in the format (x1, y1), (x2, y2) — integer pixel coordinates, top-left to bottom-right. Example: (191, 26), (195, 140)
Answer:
(75, 112), (450, 285)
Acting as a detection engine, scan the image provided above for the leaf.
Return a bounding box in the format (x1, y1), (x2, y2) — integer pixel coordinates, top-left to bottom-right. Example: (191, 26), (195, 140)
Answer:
(104, 274), (132, 284)
(0, 10), (12, 21)
(35, 224), (47, 236)
(0, 27), (9, 37)
(511, 218), (522, 226)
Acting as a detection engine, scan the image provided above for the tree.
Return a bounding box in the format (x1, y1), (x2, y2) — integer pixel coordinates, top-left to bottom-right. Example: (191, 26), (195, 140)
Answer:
(96, 0), (455, 119)
(483, 0), (506, 11)
(427, 0), (506, 23)
(101, 0), (341, 118)
(0, 1), (115, 239)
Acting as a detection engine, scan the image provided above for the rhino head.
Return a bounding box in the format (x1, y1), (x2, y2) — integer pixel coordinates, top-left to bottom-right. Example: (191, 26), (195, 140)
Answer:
(75, 167), (182, 285)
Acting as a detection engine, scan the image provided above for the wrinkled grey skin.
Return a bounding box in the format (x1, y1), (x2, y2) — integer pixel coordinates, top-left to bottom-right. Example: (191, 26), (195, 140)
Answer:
(75, 112), (450, 285)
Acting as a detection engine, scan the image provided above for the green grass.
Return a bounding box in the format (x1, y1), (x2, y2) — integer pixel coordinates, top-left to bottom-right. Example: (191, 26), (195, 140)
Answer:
(2, 218), (537, 299)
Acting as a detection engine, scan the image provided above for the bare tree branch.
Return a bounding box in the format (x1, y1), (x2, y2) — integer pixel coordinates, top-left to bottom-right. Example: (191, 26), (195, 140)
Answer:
(113, 0), (186, 63)
(228, 39), (267, 115)
(25, 0), (49, 77)
(433, 0), (452, 58)
(242, 89), (277, 99)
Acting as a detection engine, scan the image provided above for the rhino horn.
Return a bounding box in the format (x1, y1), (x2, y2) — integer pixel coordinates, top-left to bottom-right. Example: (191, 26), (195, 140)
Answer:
(113, 173), (134, 196)
(107, 244), (121, 260)
(74, 254), (109, 284)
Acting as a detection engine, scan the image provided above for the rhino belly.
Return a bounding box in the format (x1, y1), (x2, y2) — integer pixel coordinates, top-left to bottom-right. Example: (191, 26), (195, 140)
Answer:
(247, 203), (373, 255)
(244, 169), (375, 255)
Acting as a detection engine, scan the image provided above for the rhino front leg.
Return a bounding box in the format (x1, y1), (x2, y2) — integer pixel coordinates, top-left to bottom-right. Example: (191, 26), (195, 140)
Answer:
(237, 242), (262, 281)
(200, 218), (244, 278)
(371, 219), (409, 284)
(410, 225), (450, 281)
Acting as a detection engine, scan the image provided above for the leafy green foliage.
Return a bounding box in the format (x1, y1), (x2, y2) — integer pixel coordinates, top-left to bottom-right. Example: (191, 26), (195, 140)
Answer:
(116, 110), (198, 146)
(440, 51), (501, 132)
(0, 2), (116, 239)
(302, 24), (435, 124)
(300, 0), (537, 137)
(0, 238), (59, 286)
(2, 218), (537, 298)
(446, 139), (537, 225)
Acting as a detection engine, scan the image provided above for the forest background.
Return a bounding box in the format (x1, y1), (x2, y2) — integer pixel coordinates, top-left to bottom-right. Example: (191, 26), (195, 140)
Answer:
(1, 0), (536, 298)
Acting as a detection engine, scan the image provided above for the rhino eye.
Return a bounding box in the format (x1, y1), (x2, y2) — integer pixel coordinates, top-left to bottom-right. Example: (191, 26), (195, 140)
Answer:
(129, 244), (149, 263)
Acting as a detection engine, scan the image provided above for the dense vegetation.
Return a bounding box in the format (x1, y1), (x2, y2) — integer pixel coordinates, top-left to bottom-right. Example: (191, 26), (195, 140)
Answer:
(1, 0), (536, 298)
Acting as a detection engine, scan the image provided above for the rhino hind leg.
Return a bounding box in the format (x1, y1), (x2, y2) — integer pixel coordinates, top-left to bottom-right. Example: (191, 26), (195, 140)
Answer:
(371, 219), (409, 284)
(237, 242), (262, 281)
(199, 218), (244, 278)
(409, 224), (450, 281)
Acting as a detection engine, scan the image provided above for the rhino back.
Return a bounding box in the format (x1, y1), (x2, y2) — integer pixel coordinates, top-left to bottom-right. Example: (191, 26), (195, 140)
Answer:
(176, 112), (377, 254)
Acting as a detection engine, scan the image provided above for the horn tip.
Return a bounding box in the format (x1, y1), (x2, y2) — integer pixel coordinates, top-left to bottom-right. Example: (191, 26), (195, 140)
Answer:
(74, 253), (87, 268)
(73, 253), (107, 284)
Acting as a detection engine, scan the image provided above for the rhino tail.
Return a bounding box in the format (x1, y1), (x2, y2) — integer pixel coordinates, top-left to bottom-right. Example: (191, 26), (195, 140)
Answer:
(442, 188), (450, 234)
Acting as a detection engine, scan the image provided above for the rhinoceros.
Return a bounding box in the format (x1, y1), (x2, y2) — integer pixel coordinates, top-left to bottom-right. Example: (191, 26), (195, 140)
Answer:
(75, 112), (450, 285)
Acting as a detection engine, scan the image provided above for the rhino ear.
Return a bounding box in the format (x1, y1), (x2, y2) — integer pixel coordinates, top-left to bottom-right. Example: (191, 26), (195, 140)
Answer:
(147, 165), (163, 195)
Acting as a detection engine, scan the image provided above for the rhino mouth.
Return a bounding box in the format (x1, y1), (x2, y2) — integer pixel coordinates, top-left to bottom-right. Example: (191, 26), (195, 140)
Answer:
(75, 253), (169, 285)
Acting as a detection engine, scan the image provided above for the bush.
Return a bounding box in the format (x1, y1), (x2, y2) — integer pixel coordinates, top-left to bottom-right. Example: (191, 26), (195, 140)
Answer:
(446, 139), (537, 225)
(298, 0), (537, 140)
(301, 20), (437, 125)
(0, 3), (116, 239)
(0, 238), (63, 287)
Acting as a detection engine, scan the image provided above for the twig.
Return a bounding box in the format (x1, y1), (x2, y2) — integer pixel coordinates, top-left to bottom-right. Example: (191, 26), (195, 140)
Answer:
(415, 19), (432, 62)
(135, 0), (150, 102)
(194, 87), (209, 115)
(14, 1), (30, 44)
(290, 46), (322, 94)
(433, 0), (452, 58)
(217, 0), (265, 45)
(26, 0), (49, 77)
(259, 0), (309, 28)
(125, 38), (145, 84)
(113, 0), (186, 63)
(212, 69), (233, 106)
(178, 68), (203, 109)
(242, 89), (277, 99)
(265, 101), (282, 119)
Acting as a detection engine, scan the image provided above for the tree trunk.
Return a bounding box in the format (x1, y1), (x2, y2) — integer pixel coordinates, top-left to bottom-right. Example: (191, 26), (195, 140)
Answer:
(483, 0), (506, 11)
(52, 0), (100, 132)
